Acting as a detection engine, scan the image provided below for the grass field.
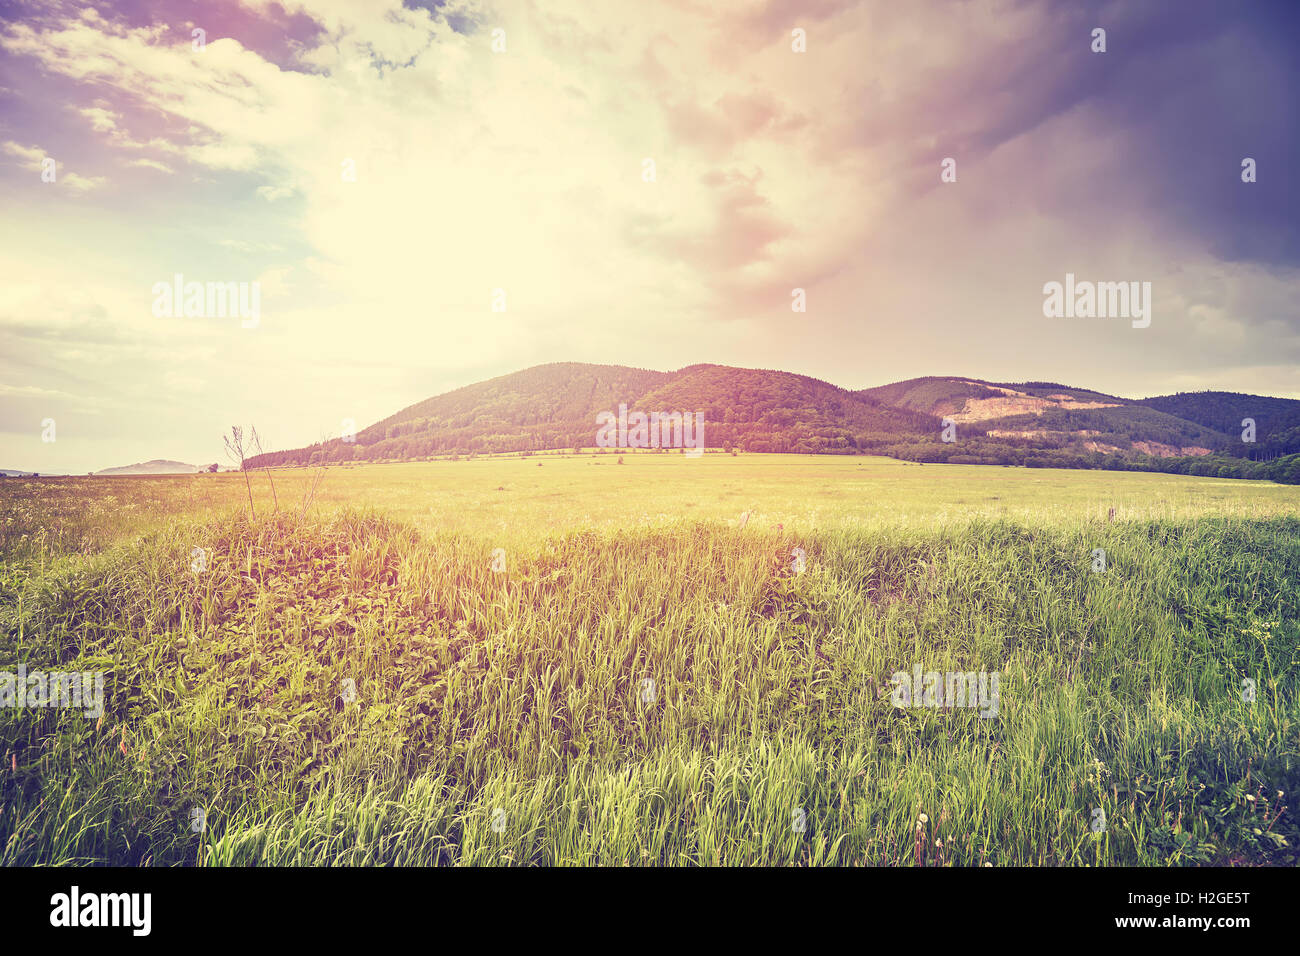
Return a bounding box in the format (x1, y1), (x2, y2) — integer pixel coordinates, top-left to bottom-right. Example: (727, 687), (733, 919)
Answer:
(2, 454), (1297, 865)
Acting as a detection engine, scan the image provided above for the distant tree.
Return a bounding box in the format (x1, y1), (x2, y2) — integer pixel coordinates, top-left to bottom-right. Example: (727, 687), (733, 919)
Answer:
(206, 463), (218, 473)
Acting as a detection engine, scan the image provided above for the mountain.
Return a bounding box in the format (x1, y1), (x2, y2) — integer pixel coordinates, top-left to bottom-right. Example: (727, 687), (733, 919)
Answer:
(1138, 391), (1300, 458)
(94, 459), (200, 476)
(859, 377), (1229, 457)
(629, 365), (937, 453)
(248, 362), (939, 466)
(0, 468), (39, 477)
(242, 364), (1300, 484)
(358, 362), (672, 450)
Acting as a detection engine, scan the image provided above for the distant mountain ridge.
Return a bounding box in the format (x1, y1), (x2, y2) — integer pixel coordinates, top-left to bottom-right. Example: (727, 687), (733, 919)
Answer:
(1137, 391), (1300, 458)
(250, 362), (939, 465)
(244, 364), (1300, 479)
(858, 378), (1231, 457)
(94, 459), (199, 476)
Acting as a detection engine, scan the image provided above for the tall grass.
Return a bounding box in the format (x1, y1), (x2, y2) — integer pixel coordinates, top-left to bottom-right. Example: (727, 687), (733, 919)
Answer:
(2, 499), (1295, 865)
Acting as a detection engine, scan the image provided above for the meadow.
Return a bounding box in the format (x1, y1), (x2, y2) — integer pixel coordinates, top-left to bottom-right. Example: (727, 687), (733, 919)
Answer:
(1, 453), (1297, 865)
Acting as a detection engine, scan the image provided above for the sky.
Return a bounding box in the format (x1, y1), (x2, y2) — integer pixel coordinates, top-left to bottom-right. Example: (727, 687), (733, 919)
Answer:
(1, 0), (1298, 474)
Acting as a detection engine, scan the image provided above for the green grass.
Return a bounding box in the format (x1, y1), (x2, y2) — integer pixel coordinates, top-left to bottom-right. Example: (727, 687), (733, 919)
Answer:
(1, 455), (1297, 865)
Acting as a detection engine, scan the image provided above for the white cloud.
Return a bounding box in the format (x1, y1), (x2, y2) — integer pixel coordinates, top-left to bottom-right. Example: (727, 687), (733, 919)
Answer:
(256, 184), (294, 202)
(77, 105), (119, 132)
(61, 171), (108, 192)
(1, 0), (1297, 471)
(128, 157), (174, 173)
(2, 140), (46, 170)
(2, 141), (106, 190)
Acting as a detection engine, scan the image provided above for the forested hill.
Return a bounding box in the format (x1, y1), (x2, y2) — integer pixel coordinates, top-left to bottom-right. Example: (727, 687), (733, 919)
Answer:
(246, 362), (939, 465)
(1138, 391), (1300, 459)
(243, 366), (1300, 482)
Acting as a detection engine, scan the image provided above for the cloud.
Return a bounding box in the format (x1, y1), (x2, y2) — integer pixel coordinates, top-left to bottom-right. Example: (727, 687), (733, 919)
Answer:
(0, 384), (74, 399)
(1, 0), (1298, 473)
(2, 141), (106, 190)
(217, 238), (283, 253)
(77, 106), (119, 133)
(1, 140), (46, 170)
(128, 157), (174, 173)
(256, 184), (294, 202)
(62, 171), (108, 191)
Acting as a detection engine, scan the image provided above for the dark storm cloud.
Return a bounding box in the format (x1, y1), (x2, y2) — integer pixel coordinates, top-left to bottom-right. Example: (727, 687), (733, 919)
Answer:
(871, 0), (1299, 268)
